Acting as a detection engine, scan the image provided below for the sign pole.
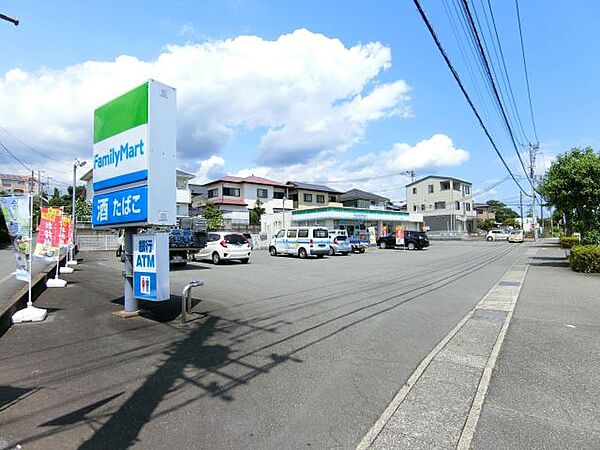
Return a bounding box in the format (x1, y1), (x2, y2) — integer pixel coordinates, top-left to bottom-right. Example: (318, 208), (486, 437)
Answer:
(123, 228), (137, 313)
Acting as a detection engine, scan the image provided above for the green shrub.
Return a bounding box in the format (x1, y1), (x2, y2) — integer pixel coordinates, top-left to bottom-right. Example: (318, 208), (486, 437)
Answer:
(569, 245), (600, 273)
(560, 236), (580, 248)
(582, 229), (600, 245)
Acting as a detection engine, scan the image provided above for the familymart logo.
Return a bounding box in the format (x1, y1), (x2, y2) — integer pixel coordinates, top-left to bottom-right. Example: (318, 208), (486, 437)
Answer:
(94, 139), (145, 169)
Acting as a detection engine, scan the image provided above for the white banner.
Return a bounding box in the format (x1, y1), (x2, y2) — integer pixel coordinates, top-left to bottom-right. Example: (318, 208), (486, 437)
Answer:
(0, 196), (31, 281)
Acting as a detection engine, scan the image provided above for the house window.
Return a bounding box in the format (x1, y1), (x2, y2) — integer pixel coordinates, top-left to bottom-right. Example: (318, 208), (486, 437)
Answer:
(465, 202), (471, 211)
(303, 193), (313, 202)
(412, 187), (417, 194)
(223, 187), (240, 197)
(413, 205), (417, 212)
(316, 194), (325, 203)
(453, 182), (461, 191)
(257, 188), (268, 199)
(208, 188), (218, 198)
(428, 184), (434, 194)
(421, 204), (425, 211)
(440, 181), (450, 191)
(435, 201), (446, 210)
(329, 195), (337, 202)
(455, 201), (460, 210)
(273, 191), (285, 199)
(464, 185), (470, 195)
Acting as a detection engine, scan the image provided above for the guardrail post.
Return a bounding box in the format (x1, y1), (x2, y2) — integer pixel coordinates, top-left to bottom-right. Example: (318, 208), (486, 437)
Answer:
(181, 280), (205, 325)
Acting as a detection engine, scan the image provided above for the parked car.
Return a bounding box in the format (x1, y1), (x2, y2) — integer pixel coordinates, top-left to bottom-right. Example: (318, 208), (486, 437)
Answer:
(377, 230), (430, 250)
(196, 232), (252, 264)
(269, 227), (330, 258)
(486, 229), (511, 241)
(508, 230), (524, 243)
(347, 236), (368, 253)
(328, 234), (351, 256)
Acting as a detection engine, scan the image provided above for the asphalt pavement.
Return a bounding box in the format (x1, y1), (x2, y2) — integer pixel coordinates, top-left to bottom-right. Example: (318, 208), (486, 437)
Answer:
(0, 241), (533, 449)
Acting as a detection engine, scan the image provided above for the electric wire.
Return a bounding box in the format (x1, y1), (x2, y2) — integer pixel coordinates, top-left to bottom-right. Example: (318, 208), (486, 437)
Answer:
(457, 0), (533, 188)
(515, 0), (539, 142)
(411, 0), (531, 198)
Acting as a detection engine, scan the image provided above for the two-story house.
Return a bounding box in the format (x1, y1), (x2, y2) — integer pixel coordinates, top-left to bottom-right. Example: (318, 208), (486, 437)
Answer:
(340, 189), (391, 210)
(286, 182), (343, 210)
(203, 175), (294, 225)
(406, 176), (477, 233)
(0, 174), (36, 194)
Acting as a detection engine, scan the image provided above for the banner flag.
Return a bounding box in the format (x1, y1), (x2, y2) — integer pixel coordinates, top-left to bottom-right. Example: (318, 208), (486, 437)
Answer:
(0, 196), (32, 281)
(33, 207), (62, 262)
(59, 216), (72, 247)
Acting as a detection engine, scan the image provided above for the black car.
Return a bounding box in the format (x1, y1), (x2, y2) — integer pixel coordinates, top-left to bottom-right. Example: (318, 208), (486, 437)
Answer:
(377, 231), (430, 250)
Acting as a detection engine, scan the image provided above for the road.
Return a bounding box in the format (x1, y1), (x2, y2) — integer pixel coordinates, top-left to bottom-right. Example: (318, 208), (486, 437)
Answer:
(0, 241), (528, 449)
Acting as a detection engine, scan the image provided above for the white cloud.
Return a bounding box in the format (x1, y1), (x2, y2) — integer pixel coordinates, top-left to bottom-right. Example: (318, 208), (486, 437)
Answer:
(0, 28), (410, 178)
(192, 155), (226, 184)
(229, 133), (470, 201)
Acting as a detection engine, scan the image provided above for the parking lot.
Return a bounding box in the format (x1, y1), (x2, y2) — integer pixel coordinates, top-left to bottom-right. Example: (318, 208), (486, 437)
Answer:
(0, 240), (528, 449)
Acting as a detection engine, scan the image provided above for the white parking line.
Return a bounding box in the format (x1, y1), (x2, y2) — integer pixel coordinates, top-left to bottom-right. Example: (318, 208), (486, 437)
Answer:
(0, 272), (17, 285)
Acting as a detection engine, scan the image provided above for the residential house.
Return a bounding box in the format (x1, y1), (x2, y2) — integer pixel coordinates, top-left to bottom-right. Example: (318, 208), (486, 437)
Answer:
(474, 203), (496, 221)
(0, 173), (36, 194)
(406, 176), (477, 233)
(203, 175), (294, 225)
(339, 188), (391, 210)
(286, 182), (343, 210)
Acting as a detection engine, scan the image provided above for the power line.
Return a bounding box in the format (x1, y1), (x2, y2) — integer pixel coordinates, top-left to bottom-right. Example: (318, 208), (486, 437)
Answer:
(411, 0), (531, 198)
(457, 0), (533, 188)
(484, 0), (530, 144)
(515, 0), (539, 142)
(0, 139), (31, 172)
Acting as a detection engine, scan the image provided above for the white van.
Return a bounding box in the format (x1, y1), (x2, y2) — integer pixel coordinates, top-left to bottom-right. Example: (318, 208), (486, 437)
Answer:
(269, 227), (330, 258)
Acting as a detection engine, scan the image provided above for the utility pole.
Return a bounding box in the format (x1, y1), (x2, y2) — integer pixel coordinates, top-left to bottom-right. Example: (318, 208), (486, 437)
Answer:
(519, 190), (524, 231)
(529, 142), (539, 241)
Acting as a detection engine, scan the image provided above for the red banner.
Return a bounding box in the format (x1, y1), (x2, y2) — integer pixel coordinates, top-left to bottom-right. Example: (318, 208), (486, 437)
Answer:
(33, 207), (62, 261)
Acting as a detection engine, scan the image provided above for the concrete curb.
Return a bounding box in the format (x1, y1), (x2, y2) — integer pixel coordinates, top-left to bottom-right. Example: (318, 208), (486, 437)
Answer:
(0, 253), (71, 337)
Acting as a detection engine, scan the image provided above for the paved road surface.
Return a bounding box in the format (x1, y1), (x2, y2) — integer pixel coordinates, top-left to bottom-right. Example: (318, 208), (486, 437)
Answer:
(0, 241), (527, 449)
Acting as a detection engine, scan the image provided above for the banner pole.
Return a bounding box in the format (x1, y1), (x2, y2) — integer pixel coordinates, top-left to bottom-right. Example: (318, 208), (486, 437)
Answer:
(28, 193), (33, 307)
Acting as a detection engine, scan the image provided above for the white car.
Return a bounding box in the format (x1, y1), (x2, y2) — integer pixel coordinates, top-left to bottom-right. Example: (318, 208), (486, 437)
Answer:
(486, 229), (511, 241)
(197, 232), (252, 264)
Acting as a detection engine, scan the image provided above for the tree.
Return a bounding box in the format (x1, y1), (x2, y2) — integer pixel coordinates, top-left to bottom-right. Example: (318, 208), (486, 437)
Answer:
(202, 202), (224, 231)
(478, 218), (495, 232)
(249, 199), (265, 225)
(538, 147), (600, 241)
(485, 200), (519, 224)
(75, 198), (92, 219)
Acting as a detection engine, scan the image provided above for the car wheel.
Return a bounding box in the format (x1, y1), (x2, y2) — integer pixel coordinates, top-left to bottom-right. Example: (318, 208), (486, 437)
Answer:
(212, 252), (221, 265)
(240, 258), (249, 264)
(329, 246), (335, 256)
(299, 248), (308, 259)
(380, 241), (387, 249)
(408, 242), (416, 250)
(269, 246), (277, 256)
(486, 236), (493, 241)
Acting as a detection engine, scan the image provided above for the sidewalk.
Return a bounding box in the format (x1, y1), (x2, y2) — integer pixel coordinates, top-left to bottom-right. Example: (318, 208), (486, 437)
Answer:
(361, 240), (600, 449)
(473, 243), (600, 447)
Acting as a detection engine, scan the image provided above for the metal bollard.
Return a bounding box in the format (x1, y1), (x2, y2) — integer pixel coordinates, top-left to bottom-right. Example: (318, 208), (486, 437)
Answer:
(181, 280), (204, 325)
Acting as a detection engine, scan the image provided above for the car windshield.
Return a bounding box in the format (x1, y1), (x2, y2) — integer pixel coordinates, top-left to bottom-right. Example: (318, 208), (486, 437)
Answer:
(226, 234), (247, 245)
(313, 229), (328, 238)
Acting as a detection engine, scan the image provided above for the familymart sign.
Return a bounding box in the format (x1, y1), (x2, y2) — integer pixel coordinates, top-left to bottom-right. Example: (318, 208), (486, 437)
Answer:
(93, 83), (150, 191)
(92, 80), (177, 227)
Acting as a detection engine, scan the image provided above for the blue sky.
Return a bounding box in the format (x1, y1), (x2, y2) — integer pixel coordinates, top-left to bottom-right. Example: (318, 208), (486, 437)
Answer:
(0, 0), (598, 206)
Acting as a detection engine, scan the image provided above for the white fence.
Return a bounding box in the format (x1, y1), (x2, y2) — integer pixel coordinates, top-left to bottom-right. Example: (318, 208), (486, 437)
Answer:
(77, 233), (119, 251)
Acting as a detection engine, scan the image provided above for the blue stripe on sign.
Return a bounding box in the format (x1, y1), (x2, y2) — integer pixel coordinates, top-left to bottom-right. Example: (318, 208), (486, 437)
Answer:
(93, 169), (148, 191)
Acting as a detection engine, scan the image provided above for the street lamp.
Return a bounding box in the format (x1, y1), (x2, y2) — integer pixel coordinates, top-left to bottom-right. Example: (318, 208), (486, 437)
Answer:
(68, 159), (86, 265)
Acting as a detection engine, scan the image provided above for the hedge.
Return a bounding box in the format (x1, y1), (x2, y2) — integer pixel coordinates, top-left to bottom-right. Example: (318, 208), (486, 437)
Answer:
(560, 236), (580, 248)
(569, 245), (600, 273)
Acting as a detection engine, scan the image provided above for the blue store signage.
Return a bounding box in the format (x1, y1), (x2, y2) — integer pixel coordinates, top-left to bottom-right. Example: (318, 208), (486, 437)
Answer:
(92, 185), (148, 226)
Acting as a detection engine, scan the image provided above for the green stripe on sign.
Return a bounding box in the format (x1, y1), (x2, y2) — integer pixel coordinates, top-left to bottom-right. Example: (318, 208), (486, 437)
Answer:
(94, 82), (148, 143)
